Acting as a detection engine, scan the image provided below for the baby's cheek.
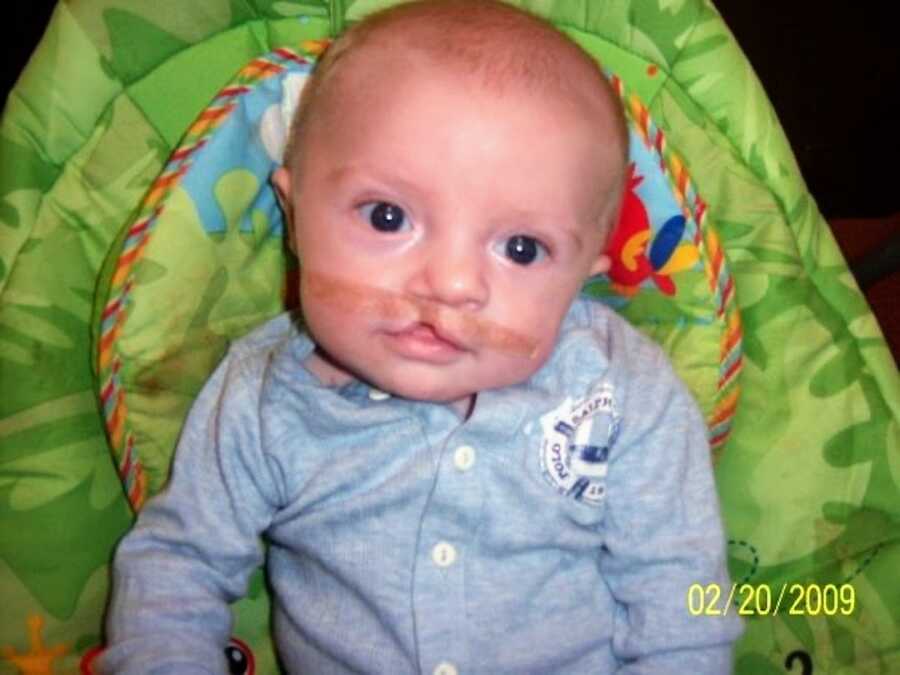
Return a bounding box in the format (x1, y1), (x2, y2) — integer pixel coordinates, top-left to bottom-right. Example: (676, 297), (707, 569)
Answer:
(445, 310), (539, 360)
(301, 269), (416, 322)
(481, 339), (554, 389)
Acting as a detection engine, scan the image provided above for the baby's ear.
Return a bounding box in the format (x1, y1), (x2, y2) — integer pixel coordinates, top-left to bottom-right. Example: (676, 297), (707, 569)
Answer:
(588, 213), (618, 277)
(589, 252), (612, 277)
(272, 167), (297, 252)
(272, 167), (293, 220)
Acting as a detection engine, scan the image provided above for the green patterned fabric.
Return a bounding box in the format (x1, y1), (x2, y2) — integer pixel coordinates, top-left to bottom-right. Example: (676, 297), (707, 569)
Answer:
(1, 1), (897, 674)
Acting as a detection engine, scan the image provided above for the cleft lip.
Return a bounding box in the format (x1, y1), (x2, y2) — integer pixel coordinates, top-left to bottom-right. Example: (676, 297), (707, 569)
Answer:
(400, 321), (468, 352)
(382, 318), (472, 362)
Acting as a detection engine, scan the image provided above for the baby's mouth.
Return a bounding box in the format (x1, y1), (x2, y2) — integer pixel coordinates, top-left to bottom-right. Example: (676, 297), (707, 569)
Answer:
(404, 322), (446, 342)
(303, 270), (538, 359)
(385, 321), (468, 358)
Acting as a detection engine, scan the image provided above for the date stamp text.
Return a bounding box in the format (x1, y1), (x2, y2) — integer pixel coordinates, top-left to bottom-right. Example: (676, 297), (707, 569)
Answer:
(687, 583), (856, 617)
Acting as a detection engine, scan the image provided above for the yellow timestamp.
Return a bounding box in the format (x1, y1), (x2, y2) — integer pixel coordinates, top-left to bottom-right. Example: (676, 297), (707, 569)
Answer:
(687, 582), (856, 617)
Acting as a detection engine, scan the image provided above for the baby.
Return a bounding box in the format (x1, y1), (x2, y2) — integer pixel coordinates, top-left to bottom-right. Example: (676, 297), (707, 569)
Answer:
(100, 1), (742, 673)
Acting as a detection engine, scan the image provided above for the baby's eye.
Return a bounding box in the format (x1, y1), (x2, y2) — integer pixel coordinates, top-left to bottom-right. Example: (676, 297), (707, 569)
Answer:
(359, 201), (409, 232)
(502, 234), (548, 266)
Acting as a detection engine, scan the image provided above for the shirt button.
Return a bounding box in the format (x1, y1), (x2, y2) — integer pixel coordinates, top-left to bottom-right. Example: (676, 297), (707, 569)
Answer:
(453, 445), (476, 471)
(368, 388), (390, 401)
(431, 541), (457, 568)
(433, 662), (459, 675)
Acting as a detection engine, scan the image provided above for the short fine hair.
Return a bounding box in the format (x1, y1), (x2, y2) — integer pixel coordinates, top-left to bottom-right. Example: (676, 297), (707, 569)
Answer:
(283, 0), (628, 173)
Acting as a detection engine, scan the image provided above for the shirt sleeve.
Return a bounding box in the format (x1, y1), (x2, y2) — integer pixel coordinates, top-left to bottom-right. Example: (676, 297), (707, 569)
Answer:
(598, 343), (743, 674)
(98, 349), (283, 675)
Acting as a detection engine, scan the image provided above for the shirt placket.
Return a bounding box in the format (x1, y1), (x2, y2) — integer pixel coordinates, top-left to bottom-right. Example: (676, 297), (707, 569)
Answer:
(412, 417), (484, 675)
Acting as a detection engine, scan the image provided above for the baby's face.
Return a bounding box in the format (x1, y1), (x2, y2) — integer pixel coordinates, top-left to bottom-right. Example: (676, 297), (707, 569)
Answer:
(276, 54), (621, 409)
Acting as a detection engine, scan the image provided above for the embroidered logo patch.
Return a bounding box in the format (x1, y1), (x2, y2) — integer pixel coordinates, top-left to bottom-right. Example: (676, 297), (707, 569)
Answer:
(539, 383), (620, 506)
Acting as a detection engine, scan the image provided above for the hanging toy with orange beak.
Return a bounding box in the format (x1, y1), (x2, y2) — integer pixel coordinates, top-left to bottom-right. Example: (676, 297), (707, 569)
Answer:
(605, 163), (699, 297)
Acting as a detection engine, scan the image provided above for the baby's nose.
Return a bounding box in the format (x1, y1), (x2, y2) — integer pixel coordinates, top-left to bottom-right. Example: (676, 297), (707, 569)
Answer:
(413, 244), (489, 309)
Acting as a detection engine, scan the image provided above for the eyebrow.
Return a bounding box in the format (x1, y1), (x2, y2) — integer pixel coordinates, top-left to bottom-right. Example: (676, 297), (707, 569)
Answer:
(325, 164), (425, 198)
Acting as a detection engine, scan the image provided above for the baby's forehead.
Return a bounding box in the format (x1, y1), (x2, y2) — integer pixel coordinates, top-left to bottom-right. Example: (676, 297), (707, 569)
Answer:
(312, 0), (612, 104)
(287, 1), (628, 184)
(353, 17), (603, 95)
(324, 38), (616, 139)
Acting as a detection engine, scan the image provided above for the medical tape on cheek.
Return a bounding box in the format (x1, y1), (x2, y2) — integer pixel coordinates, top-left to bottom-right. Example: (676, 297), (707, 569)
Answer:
(302, 270), (539, 359)
(303, 270), (418, 322)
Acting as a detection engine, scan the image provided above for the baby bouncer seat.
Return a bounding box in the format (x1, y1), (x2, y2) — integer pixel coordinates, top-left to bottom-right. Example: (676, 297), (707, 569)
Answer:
(1, 1), (898, 674)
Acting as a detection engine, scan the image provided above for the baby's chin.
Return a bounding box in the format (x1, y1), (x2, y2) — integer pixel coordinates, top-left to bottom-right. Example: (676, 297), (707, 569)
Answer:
(367, 372), (477, 405)
(363, 364), (531, 408)
(316, 341), (547, 406)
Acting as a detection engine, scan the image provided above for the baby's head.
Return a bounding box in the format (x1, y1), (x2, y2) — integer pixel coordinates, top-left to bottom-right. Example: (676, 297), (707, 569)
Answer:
(273, 0), (628, 412)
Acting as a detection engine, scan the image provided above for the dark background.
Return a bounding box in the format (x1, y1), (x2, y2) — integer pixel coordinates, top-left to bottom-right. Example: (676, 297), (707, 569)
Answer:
(4, 4), (57, 107)
(3, 2), (898, 358)
(715, 2), (899, 220)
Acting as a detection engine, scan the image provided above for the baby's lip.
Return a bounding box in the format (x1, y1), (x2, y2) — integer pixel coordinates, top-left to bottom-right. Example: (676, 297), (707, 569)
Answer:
(389, 320), (469, 353)
(381, 319), (471, 365)
(303, 270), (539, 359)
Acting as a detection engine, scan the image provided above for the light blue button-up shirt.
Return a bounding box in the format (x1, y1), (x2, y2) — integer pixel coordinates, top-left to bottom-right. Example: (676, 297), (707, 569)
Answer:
(101, 298), (742, 674)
